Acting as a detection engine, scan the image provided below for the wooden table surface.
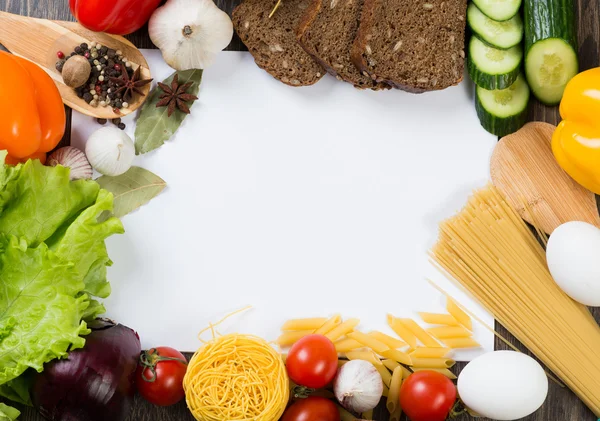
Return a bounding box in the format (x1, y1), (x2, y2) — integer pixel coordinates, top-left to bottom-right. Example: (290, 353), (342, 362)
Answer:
(2, 0), (600, 420)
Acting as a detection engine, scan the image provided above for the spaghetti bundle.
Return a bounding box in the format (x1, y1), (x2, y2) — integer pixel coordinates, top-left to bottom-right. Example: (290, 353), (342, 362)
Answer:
(431, 185), (600, 416)
(183, 334), (289, 421)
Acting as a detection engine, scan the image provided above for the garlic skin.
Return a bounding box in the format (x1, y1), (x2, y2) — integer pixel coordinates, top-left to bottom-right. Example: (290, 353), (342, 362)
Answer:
(334, 360), (383, 413)
(149, 0), (233, 70)
(85, 127), (135, 177)
(47, 146), (93, 180)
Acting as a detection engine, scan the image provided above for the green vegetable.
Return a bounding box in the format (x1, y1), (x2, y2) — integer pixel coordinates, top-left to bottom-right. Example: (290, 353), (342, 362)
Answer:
(135, 69), (203, 155)
(467, 3), (523, 50)
(524, 0), (578, 105)
(475, 74), (530, 136)
(97, 167), (167, 218)
(472, 0), (522, 21)
(0, 403), (20, 421)
(0, 154), (123, 414)
(468, 36), (523, 90)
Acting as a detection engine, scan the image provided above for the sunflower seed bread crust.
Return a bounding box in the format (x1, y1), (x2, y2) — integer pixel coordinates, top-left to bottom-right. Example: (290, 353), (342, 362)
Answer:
(297, 0), (388, 89)
(232, 0), (325, 87)
(351, 0), (467, 92)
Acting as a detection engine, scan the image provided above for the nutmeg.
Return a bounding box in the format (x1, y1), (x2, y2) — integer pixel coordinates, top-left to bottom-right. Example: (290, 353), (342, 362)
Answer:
(61, 55), (91, 88)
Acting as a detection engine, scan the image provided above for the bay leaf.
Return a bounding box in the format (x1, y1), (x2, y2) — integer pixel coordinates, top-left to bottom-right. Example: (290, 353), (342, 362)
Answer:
(96, 167), (166, 218)
(134, 69), (203, 155)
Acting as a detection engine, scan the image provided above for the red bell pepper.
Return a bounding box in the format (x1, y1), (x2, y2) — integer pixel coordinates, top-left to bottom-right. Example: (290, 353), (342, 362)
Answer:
(69, 0), (162, 36)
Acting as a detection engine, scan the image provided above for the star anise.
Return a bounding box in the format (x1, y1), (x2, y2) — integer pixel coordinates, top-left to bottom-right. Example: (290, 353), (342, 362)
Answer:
(110, 66), (153, 102)
(156, 74), (199, 117)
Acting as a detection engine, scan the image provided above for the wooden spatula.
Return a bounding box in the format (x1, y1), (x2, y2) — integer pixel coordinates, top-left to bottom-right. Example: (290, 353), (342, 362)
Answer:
(490, 122), (600, 234)
(0, 11), (152, 119)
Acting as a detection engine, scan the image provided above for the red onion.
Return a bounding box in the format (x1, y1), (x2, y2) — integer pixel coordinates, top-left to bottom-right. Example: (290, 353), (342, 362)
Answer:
(32, 319), (141, 421)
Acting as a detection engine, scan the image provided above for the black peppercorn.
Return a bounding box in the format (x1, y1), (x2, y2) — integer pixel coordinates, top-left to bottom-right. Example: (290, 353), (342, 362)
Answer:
(70, 52), (77, 57)
(100, 57), (107, 64)
(114, 100), (122, 108)
(74, 46), (82, 54)
(112, 118), (122, 125)
(55, 59), (66, 72)
(97, 118), (107, 125)
(100, 46), (108, 55)
(107, 49), (116, 59)
(118, 123), (126, 130)
(80, 43), (88, 50)
(83, 92), (93, 103)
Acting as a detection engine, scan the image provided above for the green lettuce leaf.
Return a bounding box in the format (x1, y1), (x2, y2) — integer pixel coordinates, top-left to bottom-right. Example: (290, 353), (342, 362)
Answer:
(0, 403), (19, 421)
(0, 155), (124, 409)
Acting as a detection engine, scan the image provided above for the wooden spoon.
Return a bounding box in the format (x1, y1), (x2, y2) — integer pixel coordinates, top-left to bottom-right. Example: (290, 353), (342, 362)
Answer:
(0, 11), (152, 119)
(490, 122), (600, 234)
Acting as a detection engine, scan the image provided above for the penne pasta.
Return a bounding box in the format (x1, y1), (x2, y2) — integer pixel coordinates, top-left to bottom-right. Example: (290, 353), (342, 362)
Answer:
(276, 330), (313, 347)
(418, 312), (459, 326)
(410, 347), (451, 358)
(427, 326), (472, 339)
(399, 318), (442, 347)
(337, 359), (349, 368)
(390, 405), (403, 421)
(410, 357), (455, 369)
(281, 317), (328, 331)
(380, 349), (412, 366)
(382, 359), (400, 372)
(386, 366), (403, 414)
(347, 331), (389, 354)
(314, 314), (342, 335)
(377, 363), (393, 387)
(442, 337), (481, 349)
(401, 365), (413, 379)
(362, 409), (373, 420)
(387, 314), (417, 349)
(345, 350), (381, 366)
(368, 331), (407, 350)
(325, 318), (360, 342)
(447, 298), (473, 330)
(382, 383), (389, 397)
(334, 338), (364, 353)
(412, 367), (457, 380)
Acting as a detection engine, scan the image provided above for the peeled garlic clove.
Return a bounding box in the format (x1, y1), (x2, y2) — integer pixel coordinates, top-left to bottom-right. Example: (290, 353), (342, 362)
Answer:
(47, 146), (93, 180)
(85, 127), (135, 177)
(334, 360), (383, 413)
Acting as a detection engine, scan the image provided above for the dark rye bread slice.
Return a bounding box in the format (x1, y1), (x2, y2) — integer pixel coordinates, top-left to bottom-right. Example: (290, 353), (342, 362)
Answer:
(297, 0), (387, 89)
(232, 0), (325, 87)
(351, 0), (467, 92)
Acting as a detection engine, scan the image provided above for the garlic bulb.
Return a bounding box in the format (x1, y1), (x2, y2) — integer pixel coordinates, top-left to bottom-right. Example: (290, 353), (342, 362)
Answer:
(334, 360), (383, 413)
(85, 127), (135, 176)
(47, 146), (93, 180)
(148, 0), (233, 70)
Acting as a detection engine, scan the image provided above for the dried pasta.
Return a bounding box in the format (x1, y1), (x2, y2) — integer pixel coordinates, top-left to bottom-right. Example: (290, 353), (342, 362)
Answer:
(397, 318), (441, 347)
(387, 314), (417, 348)
(276, 330), (313, 347)
(386, 366), (403, 414)
(441, 337), (481, 349)
(410, 357), (455, 369)
(431, 184), (600, 416)
(380, 349), (412, 366)
(418, 312), (460, 326)
(447, 298), (473, 331)
(325, 318), (360, 342)
(427, 326), (472, 339)
(410, 347), (450, 358)
(368, 331), (407, 349)
(184, 334), (289, 421)
(412, 367), (457, 380)
(314, 314), (342, 335)
(347, 331), (389, 353)
(334, 338), (364, 353)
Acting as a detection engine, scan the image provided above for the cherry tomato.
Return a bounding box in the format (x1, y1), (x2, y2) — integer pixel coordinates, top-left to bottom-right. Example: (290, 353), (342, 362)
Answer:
(281, 396), (340, 421)
(400, 370), (457, 421)
(286, 334), (338, 389)
(135, 347), (188, 406)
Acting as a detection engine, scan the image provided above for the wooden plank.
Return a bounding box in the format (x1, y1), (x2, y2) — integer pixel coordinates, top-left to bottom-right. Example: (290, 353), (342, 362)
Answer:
(2, 0), (599, 420)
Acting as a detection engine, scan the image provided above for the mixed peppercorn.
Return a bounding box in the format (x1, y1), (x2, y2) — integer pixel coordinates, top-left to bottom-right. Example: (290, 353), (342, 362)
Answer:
(56, 42), (145, 112)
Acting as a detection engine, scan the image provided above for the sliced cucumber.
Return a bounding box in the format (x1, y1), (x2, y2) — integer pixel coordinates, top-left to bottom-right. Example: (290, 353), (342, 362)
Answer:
(524, 0), (578, 105)
(468, 36), (522, 90)
(473, 0), (522, 21)
(475, 74), (530, 137)
(468, 3), (523, 49)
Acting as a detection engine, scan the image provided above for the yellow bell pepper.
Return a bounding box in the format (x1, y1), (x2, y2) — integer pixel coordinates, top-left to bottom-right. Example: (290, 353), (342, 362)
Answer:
(552, 67), (600, 194)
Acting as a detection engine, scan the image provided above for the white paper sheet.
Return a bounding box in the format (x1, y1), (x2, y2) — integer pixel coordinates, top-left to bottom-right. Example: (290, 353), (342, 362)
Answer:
(72, 50), (496, 360)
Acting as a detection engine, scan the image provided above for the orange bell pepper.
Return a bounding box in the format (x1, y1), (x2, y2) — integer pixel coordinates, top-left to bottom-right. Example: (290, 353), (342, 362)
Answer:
(552, 67), (600, 194)
(0, 51), (65, 164)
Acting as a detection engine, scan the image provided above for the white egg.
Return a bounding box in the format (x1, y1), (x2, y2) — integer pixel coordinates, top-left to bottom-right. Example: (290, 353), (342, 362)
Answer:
(458, 351), (548, 420)
(546, 221), (600, 306)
